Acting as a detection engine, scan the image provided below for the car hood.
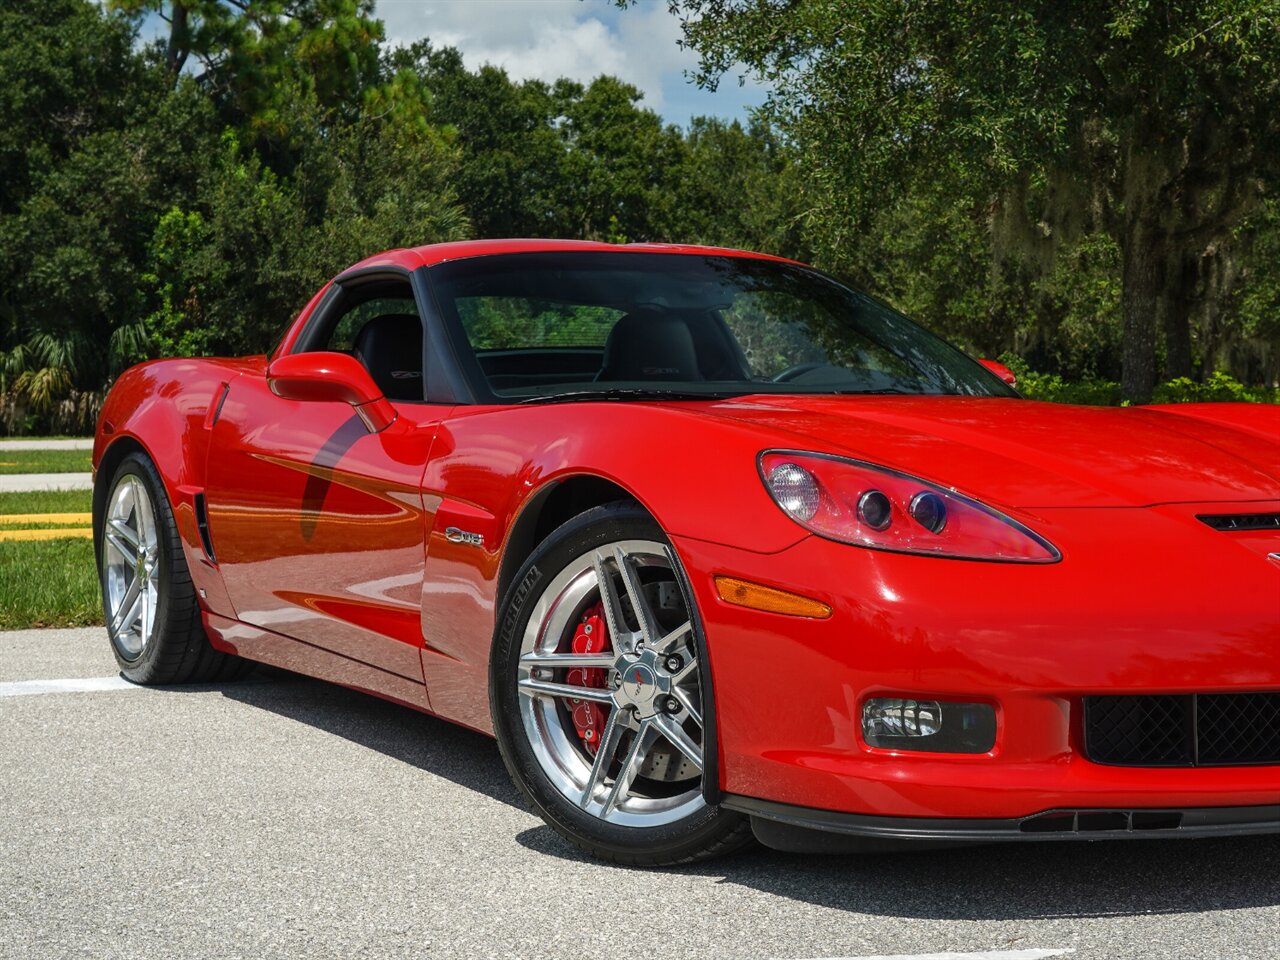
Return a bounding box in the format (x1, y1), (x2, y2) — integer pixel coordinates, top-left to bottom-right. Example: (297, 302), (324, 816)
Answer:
(694, 395), (1280, 508)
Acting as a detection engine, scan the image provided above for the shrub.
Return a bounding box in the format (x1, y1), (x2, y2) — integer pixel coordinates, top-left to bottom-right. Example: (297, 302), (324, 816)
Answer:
(1010, 365), (1277, 406)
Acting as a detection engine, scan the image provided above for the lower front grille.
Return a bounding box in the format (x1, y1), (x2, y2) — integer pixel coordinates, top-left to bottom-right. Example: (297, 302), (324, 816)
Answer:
(1084, 692), (1280, 767)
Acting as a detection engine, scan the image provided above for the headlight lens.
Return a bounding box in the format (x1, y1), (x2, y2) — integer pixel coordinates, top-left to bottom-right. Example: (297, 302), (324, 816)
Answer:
(760, 450), (1060, 563)
(765, 461), (820, 521)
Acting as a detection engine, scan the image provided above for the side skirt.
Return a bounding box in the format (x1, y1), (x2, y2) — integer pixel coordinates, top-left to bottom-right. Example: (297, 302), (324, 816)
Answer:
(203, 611), (434, 715)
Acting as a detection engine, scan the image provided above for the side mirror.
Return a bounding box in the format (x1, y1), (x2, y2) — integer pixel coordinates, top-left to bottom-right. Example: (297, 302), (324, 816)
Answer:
(979, 358), (1018, 387)
(266, 351), (397, 432)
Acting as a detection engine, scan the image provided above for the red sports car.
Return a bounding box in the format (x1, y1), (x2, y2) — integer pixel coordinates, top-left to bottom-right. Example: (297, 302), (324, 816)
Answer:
(93, 240), (1280, 864)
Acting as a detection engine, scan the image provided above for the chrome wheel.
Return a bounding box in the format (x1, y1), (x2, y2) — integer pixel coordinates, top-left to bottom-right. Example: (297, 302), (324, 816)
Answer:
(102, 473), (161, 660)
(517, 539), (705, 828)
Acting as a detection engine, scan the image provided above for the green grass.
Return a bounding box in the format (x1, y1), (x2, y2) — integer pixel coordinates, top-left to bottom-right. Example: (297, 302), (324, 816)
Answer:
(0, 488), (100, 629)
(0, 448), (93, 474)
(0, 537), (101, 629)
(0, 488), (93, 515)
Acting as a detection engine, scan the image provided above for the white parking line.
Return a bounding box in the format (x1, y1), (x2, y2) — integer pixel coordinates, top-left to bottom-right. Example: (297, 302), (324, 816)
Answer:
(0, 472), (93, 492)
(0, 676), (139, 697)
(0, 438), (93, 450)
(792, 950), (1074, 960)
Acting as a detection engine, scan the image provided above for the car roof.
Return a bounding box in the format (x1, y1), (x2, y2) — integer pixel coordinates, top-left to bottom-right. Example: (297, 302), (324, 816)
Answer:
(341, 238), (803, 274)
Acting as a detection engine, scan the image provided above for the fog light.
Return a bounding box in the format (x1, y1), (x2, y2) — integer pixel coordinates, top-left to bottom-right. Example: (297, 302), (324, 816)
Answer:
(862, 698), (996, 753)
(863, 698), (941, 737)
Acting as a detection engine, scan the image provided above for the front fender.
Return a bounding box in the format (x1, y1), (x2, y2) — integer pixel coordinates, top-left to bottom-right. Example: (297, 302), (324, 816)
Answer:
(416, 402), (811, 733)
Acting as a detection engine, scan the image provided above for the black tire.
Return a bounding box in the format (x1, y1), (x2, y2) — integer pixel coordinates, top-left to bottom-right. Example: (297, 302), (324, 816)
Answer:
(490, 501), (752, 866)
(99, 451), (251, 684)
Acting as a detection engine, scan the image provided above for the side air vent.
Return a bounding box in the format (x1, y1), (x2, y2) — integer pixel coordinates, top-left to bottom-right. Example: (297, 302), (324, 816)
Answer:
(1197, 512), (1280, 532)
(193, 492), (216, 564)
(1019, 810), (1183, 834)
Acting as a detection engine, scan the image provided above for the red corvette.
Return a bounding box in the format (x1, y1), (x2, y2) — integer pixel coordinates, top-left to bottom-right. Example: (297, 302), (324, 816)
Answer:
(93, 240), (1279, 864)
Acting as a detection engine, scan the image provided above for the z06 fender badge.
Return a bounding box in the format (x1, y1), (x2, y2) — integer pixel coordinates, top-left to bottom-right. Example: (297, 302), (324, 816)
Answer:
(444, 526), (484, 548)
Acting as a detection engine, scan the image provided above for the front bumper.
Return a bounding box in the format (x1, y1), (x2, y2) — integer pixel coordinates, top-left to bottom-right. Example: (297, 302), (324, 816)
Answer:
(726, 795), (1280, 851)
(672, 500), (1280, 823)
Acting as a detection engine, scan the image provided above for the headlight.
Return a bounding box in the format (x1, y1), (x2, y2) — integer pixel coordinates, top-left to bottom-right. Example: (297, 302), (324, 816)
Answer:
(760, 450), (1060, 563)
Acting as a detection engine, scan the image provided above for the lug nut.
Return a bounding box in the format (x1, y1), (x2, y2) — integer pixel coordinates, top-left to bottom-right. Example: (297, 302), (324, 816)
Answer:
(661, 696), (681, 715)
(664, 654), (683, 673)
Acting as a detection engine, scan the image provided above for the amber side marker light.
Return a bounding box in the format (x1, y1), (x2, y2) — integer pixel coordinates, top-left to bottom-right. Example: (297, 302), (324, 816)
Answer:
(714, 576), (832, 619)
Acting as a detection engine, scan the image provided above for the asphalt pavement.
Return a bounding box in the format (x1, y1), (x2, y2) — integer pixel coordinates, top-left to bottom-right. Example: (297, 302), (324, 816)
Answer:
(2, 627), (1277, 960)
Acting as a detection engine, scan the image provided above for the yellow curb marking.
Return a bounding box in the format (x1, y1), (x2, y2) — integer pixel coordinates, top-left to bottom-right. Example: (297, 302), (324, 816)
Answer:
(0, 513), (93, 525)
(0, 528), (93, 541)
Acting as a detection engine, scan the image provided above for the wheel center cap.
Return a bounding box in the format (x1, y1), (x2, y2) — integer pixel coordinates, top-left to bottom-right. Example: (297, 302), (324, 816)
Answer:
(612, 649), (671, 718)
(623, 663), (654, 700)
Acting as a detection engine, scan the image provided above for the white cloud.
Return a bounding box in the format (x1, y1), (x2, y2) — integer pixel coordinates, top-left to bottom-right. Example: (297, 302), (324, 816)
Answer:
(374, 0), (714, 114)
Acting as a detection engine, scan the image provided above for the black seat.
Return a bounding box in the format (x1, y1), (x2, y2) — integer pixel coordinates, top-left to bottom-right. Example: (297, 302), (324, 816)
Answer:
(597, 308), (704, 382)
(353, 314), (423, 401)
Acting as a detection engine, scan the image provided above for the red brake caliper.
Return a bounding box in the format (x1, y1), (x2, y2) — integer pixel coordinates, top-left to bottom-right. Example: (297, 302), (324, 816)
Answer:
(567, 603), (609, 755)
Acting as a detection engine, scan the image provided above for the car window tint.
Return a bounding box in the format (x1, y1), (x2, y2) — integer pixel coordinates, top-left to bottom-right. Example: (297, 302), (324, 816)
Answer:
(429, 252), (1018, 401)
(457, 297), (624, 349)
(326, 296), (419, 352)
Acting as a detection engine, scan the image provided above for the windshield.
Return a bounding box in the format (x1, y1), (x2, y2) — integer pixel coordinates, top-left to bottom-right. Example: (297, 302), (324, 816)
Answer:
(428, 252), (1017, 402)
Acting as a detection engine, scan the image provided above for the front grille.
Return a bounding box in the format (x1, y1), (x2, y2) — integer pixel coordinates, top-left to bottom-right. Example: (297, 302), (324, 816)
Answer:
(1084, 693), (1280, 767)
(1196, 512), (1280, 531)
(1198, 693), (1280, 764)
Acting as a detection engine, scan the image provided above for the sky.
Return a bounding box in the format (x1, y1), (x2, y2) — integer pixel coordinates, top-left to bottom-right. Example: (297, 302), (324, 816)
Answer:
(373, 0), (770, 128)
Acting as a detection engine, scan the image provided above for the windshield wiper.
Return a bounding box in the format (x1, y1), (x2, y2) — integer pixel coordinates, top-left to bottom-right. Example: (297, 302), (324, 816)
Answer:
(832, 388), (915, 395)
(518, 388), (740, 405)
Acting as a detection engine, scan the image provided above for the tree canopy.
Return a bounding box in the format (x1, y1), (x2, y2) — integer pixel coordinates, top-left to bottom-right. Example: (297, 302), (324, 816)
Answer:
(660, 0), (1280, 400)
(2, 0), (1276, 432)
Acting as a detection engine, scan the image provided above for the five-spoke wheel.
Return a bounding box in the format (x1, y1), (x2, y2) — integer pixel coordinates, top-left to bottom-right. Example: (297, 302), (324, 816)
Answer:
(97, 451), (249, 684)
(492, 502), (751, 864)
(517, 540), (706, 826)
(103, 472), (161, 660)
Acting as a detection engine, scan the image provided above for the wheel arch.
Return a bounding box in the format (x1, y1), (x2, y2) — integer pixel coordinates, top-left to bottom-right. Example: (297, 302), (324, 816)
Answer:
(496, 473), (641, 610)
(92, 434), (152, 568)
(492, 473), (725, 806)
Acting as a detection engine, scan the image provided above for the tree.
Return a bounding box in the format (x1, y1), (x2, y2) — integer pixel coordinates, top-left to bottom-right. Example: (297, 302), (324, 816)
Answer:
(669, 117), (807, 257)
(658, 0), (1280, 400)
(0, 0), (205, 431)
(1, 0), (469, 431)
(141, 80), (468, 359)
(392, 43), (569, 238)
(110, 0), (384, 134)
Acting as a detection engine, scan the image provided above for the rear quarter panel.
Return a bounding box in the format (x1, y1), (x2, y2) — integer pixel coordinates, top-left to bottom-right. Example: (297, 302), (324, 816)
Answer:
(94, 357), (267, 617)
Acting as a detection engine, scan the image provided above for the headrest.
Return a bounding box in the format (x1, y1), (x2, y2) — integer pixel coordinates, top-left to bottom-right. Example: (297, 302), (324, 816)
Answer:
(599, 308), (703, 382)
(353, 314), (423, 401)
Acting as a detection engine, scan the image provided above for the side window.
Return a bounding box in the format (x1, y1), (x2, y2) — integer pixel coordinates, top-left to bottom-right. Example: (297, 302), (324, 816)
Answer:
(323, 295), (420, 353)
(313, 285), (424, 402)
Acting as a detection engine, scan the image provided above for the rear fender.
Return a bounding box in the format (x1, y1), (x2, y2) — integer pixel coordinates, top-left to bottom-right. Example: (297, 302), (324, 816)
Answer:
(94, 357), (265, 619)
